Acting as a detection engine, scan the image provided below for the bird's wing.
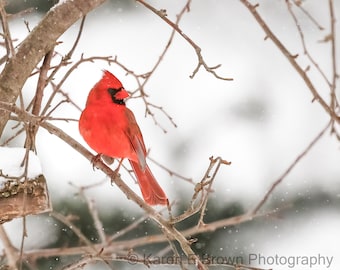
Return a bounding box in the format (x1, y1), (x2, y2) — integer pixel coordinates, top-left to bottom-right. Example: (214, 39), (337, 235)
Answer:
(124, 108), (147, 171)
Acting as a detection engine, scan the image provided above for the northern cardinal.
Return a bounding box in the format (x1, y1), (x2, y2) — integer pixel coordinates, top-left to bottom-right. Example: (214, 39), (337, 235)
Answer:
(79, 70), (168, 205)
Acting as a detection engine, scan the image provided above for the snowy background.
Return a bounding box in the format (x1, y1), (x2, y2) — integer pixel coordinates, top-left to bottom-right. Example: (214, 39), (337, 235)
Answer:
(0, 0), (339, 269)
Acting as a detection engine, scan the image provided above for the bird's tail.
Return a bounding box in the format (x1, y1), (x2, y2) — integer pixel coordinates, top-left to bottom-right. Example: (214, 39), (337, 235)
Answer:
(129, 160), (168, 205)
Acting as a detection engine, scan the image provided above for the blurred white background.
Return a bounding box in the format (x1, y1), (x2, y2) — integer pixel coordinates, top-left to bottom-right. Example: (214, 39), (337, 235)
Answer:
(1, 0), (339, 269)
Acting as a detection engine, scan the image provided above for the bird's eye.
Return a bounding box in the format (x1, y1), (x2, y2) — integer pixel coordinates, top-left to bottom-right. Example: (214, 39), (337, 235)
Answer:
(108, 87), (125, 105)
(108, 87), (123, 95)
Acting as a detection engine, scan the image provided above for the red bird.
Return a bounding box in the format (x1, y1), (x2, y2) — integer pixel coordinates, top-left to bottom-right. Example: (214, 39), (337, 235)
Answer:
(79, 70), (168, 205)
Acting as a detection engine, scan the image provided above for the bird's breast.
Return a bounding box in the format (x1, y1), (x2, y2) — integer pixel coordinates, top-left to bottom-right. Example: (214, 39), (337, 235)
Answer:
(79, 105), (136, 160)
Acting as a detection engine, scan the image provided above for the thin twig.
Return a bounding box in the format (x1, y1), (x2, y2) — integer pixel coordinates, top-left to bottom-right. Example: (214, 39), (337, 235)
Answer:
(293, 0), (324, 30)
(0, 0), (15, 57)
(148, 155), (193, 183)
(286, 0), (331, 87)
(32, 50), (55, 116)
(251, 121), (331, 215)
(65, 16), (86, 60)
(61, 255), (99, 270)
(83, 194), (106, 243)
(50, 211), (99, 252)
(145, 102), (178, 132)
(106, 215), (148, 244)
(169, 157), (231, 225)
(136, 0), (233, 81)
(41, 55), (114, 116)
(328, 0), (338, 112)
(140, 0), (192, 89)
(0, 125), (25, 146)
(0, 225), (18, 270)
(24, 50), (55, 151)
(18, 216), (27, 270)
(113, 58), (178, 132)
(197, 157), (230, 227)
(239, 0), (339, 124)
(45, 16), (87, 86)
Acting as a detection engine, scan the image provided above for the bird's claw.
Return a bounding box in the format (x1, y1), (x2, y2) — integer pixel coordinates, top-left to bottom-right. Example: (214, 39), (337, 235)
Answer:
(91, 153), (103, 170)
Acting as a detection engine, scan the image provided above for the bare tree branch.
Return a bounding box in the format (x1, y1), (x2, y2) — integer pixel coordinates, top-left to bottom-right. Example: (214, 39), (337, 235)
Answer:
(239, 0), (339, 124)
(136, 0), (233, 81)
(0, 0), (106, 136)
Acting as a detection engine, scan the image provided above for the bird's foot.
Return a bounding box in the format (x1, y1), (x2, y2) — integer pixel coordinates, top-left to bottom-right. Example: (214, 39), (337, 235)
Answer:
(91, 153), (103, 170)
